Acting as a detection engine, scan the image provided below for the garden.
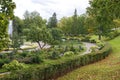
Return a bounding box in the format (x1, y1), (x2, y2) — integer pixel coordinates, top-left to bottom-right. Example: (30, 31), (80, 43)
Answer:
(0, 0), (120, 80)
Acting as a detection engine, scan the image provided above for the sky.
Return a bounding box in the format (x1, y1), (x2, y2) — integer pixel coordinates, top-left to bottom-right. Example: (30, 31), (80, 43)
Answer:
(13, 0), (90, 20)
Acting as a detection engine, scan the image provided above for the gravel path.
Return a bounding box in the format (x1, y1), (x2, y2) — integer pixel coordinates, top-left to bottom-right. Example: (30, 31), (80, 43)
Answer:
(0, 42), (96, 55)
(81, 42), (97, 55)
(0, 42), (50, 54)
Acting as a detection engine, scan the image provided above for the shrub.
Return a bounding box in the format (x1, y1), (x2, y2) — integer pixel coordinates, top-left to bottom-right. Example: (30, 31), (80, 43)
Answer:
(90, 46), (98, 53)
(19, 52), (28, 57)
(97, 41), (105, 50)
(79, 45), (84, 51)
(90, 39), (96, 43)
(49, 51), (60, 59)
(64, 51), (74, 57)
(64, 46), (70, 52)
(19, 55), (43, 64)
(70, 45), (76, 52)
(2, 60), (26, 71)
(81, 35), (91, 42)
(107, 31), (120, 39)
(0, 59), (10, 68)
(1, 43), (111, 80)
(32, 55), (43, 64)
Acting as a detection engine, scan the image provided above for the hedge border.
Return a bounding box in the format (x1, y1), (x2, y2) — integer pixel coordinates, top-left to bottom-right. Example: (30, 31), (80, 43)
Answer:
(0, 43), (111, 80)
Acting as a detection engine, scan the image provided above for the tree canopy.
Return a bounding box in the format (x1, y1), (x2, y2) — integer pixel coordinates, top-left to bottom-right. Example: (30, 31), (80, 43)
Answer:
(23, 11), (52, 49)
(0, 0), (15, 50)
(47, 12), (57, 28)
(87, 0), (120, 40)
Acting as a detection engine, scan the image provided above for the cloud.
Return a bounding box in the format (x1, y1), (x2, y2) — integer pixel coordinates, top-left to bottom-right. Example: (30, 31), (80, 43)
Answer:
(13, 0), (89, 20)
(31, 0), (56, 6)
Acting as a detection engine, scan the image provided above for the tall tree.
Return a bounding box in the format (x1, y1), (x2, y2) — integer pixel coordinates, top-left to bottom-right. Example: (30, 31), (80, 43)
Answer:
(77, 14), (88, 35)
(0, 0), (15, 50)
(12, 16), (24, 52)
(84, 16), (97, 34)
(87, 0), (120, 40)
(58, 17), (73, 36)
(47, 12), (57, 28)
(71, 9), (78, 36)
(24, 11), (44, 28)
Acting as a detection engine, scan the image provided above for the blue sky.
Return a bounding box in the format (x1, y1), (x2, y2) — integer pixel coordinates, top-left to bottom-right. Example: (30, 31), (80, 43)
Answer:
(13, 0), (89, 20)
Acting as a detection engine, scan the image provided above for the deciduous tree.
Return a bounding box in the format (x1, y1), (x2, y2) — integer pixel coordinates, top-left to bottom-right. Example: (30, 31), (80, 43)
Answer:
(0, 0), (15, 50)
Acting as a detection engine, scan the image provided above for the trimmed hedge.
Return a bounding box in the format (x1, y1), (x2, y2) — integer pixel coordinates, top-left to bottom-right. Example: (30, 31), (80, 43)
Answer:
(0, 43), (111, 80)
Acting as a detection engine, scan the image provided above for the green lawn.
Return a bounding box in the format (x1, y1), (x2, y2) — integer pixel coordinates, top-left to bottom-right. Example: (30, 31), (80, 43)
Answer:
(57, 36), (120, 80)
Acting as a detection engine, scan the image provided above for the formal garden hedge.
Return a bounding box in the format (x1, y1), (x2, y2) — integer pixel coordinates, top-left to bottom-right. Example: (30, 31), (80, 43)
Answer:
(0, 43), (111, 80)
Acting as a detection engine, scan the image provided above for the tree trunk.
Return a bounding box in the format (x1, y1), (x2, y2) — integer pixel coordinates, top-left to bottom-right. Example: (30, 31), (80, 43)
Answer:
(37, 41), (42, 49)
(41, 43), (46, 49)
(98, 34), (101, 40)
(37, 41), (47, 49)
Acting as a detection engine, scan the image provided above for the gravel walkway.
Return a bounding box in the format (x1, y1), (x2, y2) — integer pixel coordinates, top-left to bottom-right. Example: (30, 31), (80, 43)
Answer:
(81, 42), (97, 55)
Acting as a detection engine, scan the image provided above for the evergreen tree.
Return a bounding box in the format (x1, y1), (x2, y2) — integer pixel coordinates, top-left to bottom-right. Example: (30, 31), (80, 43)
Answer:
(11, 16), (24, 52)
(71, 9), (79, 36)
(47, 12), (57, 28)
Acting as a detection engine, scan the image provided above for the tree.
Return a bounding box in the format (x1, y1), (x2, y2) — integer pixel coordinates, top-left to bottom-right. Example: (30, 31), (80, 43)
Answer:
(24, 11), (45, 28)
(84, 16), (97, 34)
(23, 11), (52, 49)
(77, 14), (89, 35)
(59, 9), (88, 36)
(58, 17), (73, 36)
(25, 25), (52, 49)
(71, 9), (79, 36)
(11, 16), (24, 52)
(87, 0), (120, 40)
(58, 13), (88, 36)
(47, 12), (57, 28)
(0, 0), (15, 50)
(50, 28), (63, 44)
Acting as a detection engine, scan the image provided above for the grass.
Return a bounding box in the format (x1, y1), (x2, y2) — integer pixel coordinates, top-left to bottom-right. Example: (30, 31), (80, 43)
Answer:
(57, 36), (120, 80)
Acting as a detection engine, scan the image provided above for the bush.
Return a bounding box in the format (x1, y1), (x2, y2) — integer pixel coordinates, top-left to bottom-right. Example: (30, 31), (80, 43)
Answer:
(64, 51), (74, 57)
(81, 35), (91, 42)
(49, 51), (60, 59)
(0, 59), (10, 68)
(1, 43), (111, 80)
(64, 46), (70, 52)
(107, 31), (120, 40)
(18, 54), (43, 64)
(2, 60), (26, 71)
(70, 45), (76, 52)
(90, 39), (96, 43)
(97, 41), (105, 50)
(32, 55), (43, 63)
(19, 52), (28, 57)
(90, 46), (98, 53)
